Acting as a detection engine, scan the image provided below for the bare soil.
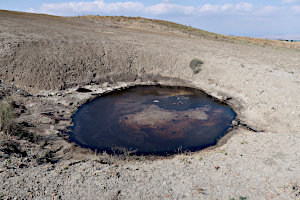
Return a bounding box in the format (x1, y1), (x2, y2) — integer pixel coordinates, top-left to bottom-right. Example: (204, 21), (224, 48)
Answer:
(0, 10), (300, 199)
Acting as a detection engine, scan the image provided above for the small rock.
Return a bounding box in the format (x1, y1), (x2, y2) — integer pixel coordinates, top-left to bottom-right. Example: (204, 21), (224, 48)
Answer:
(231, 120), (239, 126)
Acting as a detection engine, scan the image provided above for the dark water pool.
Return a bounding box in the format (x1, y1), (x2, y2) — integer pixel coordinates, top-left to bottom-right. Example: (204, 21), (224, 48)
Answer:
(70, 86), (236, 155)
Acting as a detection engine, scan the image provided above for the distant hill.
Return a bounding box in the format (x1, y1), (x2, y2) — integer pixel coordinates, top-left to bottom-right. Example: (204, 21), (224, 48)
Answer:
(77, 15), (300, 51)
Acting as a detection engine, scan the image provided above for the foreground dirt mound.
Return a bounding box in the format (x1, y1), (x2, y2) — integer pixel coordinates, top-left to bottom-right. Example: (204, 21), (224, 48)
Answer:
(0, 10), (299, 199)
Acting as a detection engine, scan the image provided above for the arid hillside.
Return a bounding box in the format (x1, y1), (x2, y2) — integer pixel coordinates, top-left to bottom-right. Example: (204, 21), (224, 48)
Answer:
(0, 10), (299, 199)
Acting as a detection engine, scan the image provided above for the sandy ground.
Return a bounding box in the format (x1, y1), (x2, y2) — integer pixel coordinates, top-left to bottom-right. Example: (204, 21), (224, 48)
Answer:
(0, 10), (300, 199)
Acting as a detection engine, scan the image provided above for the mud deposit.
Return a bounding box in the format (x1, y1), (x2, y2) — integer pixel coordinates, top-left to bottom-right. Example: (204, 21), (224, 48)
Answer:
(70, 86), (236, 155)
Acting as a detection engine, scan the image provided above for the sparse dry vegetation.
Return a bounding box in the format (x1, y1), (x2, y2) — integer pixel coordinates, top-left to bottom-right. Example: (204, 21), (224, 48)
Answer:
(78, 15), (232, 41)
(189, 59), (204, 74)
(0, 98), (15, 135)
(77, 15), (300, 51)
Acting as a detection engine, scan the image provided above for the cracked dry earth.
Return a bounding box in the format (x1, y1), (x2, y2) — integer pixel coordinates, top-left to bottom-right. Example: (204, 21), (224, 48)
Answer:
(0, 10), (300, 199)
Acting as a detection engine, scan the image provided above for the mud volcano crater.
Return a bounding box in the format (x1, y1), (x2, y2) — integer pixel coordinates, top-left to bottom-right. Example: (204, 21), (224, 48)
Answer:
(70, 85), (236, 156)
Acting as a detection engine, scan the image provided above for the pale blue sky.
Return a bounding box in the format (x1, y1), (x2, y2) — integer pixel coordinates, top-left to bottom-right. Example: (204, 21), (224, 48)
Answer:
(1, 0), (300, 39)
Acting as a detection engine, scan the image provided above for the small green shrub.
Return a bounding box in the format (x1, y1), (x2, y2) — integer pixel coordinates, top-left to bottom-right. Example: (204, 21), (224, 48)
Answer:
(189, 59), (204, 74)
(0, 98), (15, 135)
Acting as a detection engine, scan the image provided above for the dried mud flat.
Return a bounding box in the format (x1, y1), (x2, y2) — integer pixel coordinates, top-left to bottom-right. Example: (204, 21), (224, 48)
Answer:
(0, 10), (300, 199)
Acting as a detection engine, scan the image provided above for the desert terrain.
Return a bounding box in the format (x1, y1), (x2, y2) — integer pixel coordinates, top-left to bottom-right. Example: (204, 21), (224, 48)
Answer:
(0, 10), (300, 199)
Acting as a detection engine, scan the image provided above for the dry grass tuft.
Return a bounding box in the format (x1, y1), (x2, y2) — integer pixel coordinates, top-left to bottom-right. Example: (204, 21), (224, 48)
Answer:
(0, 98), (15, 135)
(189, 59), (204, 75)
